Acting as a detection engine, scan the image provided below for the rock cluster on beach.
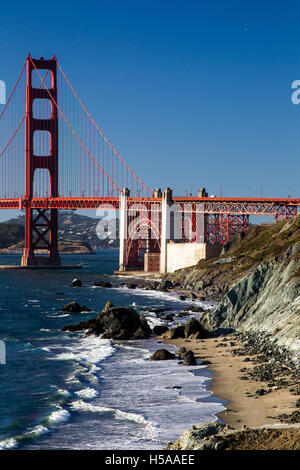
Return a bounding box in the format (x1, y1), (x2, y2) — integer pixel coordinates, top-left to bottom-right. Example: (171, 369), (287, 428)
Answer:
(62, 301), (152, 340)
(150, 347), (197, 365)
(161, 318), (209, 341)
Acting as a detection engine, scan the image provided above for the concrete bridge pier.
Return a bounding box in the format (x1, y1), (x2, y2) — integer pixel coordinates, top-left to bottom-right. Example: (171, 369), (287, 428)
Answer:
(118, 188), (130, 271)
(160, 187), (173, 274)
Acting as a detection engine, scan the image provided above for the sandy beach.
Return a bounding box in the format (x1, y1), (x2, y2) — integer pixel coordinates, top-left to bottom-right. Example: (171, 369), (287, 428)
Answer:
(165, 333), (299, 429)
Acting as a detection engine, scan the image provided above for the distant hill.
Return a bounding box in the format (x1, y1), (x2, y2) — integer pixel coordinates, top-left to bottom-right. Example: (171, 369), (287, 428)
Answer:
(0, 223), (24, 249)
(5, 210), (119, 250)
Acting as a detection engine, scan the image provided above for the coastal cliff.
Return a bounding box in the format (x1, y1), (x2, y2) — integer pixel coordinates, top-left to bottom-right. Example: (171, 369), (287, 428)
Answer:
(164, 215), (300, 352)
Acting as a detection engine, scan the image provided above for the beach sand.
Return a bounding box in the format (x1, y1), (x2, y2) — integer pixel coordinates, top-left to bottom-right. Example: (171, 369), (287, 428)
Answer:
(165, 334), (298, 429)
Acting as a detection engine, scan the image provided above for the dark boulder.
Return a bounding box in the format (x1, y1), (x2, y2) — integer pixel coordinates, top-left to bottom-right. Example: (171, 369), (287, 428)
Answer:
(62, 302), (151, 340)
(183, 351), (197, 366)
(177, 312), (189, 318)
(81, 306), (92, 312)
(70, 278), (82, 287)
(132, 317), (153, 339)
(62, 302), (91, 313)
(164, 314), (174, 321)
(153, 325), (169, 335)
(159, 280), (173, 292)
(179, 295), (186, 301)
(188, 292), (197, 300)
(125, 283), (137, 289)
(184, 318), (209, 339)
(184, 306), (204, 313)
(255, 388), (267, 396)
(177, 347), (188, 359)
(176, 347), (197, 366)
(151, 349), (176, 361)
(92, 281), (112, 288)
(149, 307), (166, 314)
(162, 325), (185, 340)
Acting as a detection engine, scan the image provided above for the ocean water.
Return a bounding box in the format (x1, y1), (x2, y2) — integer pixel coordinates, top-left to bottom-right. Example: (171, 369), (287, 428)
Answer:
(0, 250), (225, 450)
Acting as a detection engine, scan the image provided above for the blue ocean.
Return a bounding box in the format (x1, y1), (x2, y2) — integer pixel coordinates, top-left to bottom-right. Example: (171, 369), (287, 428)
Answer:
(0, 250), (225, 450)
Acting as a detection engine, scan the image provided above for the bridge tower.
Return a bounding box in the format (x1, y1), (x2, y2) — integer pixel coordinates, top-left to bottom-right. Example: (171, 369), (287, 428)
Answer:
(21, 55), (60, 266)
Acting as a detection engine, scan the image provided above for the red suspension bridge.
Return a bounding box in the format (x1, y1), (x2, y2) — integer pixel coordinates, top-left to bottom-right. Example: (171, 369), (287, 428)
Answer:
(0, 55), (299, 271)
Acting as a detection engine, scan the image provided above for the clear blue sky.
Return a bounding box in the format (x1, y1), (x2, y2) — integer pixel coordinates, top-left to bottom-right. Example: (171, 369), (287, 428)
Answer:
(0, 0), (300, 221)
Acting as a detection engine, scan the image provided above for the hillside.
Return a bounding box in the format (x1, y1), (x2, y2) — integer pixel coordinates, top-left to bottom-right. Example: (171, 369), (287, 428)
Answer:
(0, 223), (24, 249)
(0, 239), (94, 254)
(3, 210), (119, 250)
(165, 215), (300, 351)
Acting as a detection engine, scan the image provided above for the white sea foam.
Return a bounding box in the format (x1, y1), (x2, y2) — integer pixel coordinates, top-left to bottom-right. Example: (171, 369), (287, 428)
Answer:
(24, 425), (49, 439)
(45, 408), (70, 426)
(56, 388), (71, 397)
(46, 314), (70, 318)
(114, 285), (215, 310)
(0, 437), (19, 450)
(75, 387), (99, 399)
(47, 336), (115, 366)
(70, 400), (159, 440)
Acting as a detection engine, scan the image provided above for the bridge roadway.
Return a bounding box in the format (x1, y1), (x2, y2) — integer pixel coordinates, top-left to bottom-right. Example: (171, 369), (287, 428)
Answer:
(0, 196), (299, 216)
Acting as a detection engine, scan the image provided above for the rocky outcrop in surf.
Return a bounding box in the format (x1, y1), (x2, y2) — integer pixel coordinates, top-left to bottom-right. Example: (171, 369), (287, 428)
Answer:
(62, 301), (152, 340)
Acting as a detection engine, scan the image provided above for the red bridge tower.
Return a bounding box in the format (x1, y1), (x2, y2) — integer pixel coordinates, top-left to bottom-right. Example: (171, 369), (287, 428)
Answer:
(21, 55), (60, 266)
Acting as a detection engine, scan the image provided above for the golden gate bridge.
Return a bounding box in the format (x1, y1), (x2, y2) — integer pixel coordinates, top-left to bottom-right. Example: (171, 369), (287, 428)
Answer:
(0, 55), (299, 271)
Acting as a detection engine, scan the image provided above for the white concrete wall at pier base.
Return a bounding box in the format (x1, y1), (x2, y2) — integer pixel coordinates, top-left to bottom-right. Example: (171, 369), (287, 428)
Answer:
(166, 242), (221, 273)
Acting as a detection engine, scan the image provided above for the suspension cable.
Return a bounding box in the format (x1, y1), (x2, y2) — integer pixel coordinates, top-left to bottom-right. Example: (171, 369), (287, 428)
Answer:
(29, 56), (122, 194)
(56, 59), (153, 196)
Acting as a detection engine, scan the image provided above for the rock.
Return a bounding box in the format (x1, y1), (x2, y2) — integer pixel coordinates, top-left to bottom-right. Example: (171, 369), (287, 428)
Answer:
(92, 281), (112, 288)
(184, 306), (204, 313)
(167, 422), (232, 450)
(70, 278), (82, 287)
(153, 325), (169, 335)
(62, 302), (151, 340)
(164, 314), (174, 321)
(177, 347), (197, 365)
(62, 318), (99, 333)
(133, 317), (153, 339)
(182, 351), (197, 366)
(184, 318), (209, 339)
(62, 301), (90, 313)
(159, 280), (173, 292)
(162, 325), (185, 340)
(125, 283), (137, 289)
(150, 349), (176, 361)
(201, 360), (212, 365)
(295, 399), (300, 408)
(149, 307), (166, 314)
(81, 306), (92, 312)
(188, 292), (197, 300)
(255, 388), (267, 396)
(177, 347), (187, 359)
(179, 295), (186, 301)
(277, 410), (300, 423)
